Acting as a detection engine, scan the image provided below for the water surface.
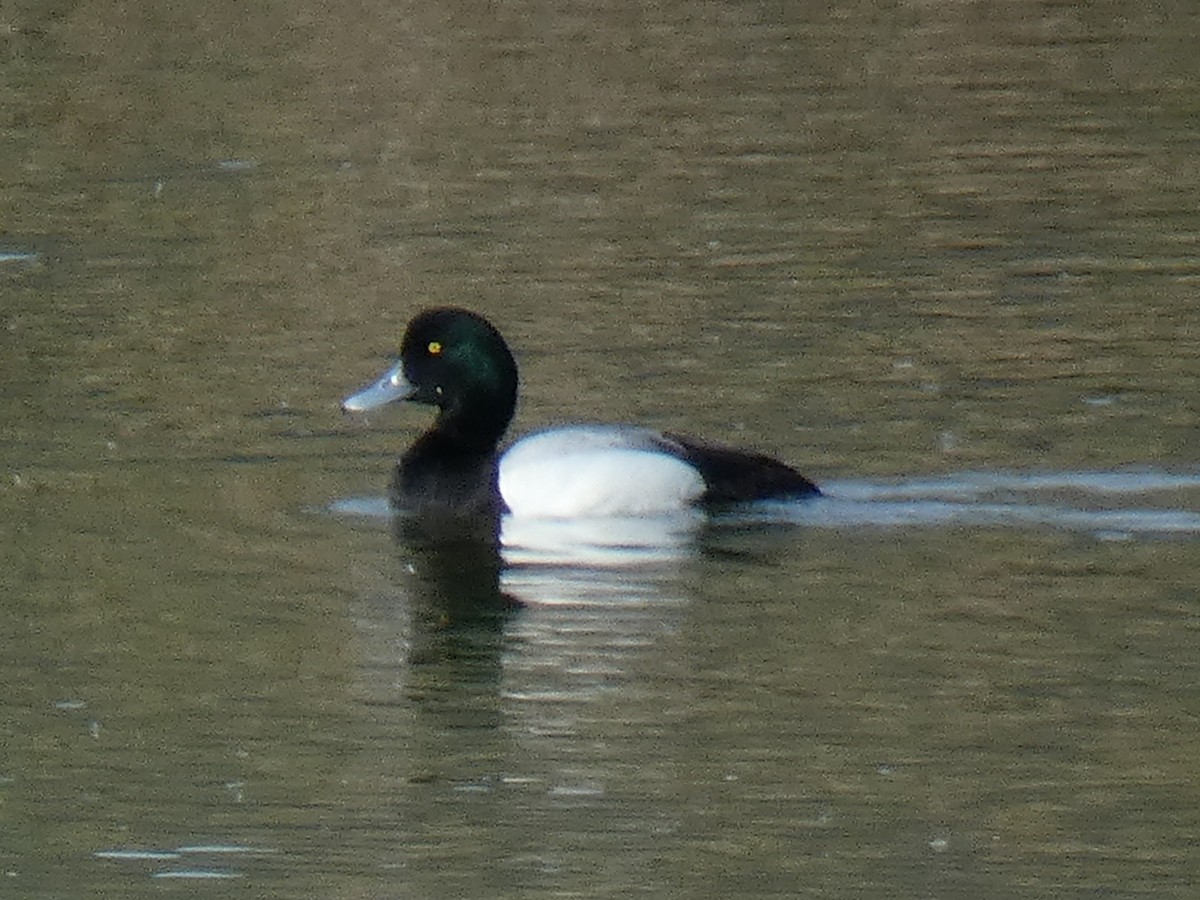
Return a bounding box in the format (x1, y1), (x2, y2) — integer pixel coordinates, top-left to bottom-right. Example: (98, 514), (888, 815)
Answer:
(3, 1), (1199, 897)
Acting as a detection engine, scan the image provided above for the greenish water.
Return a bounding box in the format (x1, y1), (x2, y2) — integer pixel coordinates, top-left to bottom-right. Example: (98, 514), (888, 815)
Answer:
(3, 1), (1199, 897)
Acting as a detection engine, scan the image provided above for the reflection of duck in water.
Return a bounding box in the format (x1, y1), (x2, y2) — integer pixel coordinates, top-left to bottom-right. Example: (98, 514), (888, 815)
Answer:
(341, 307), (820, 527)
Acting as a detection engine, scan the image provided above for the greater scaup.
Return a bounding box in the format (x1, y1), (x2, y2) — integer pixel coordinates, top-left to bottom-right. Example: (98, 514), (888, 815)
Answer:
(342, 308), (819, 518)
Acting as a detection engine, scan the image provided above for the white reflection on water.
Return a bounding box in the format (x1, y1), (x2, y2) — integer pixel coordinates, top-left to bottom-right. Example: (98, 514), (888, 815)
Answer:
(501, 511), (704, 570)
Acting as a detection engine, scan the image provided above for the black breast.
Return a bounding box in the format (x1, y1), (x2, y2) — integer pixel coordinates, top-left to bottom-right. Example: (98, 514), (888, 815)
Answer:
(392, 431), (504, 519)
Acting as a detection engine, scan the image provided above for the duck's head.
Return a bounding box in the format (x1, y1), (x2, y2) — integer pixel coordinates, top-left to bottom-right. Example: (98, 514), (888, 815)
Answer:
(342, 308), (519, 444)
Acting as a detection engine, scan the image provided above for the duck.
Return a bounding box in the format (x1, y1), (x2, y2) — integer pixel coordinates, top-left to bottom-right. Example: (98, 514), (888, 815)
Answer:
(342, 308), (820, 519)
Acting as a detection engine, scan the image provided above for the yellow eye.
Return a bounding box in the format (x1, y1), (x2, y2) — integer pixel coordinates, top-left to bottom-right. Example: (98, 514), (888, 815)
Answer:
(427, 341), (442, 356)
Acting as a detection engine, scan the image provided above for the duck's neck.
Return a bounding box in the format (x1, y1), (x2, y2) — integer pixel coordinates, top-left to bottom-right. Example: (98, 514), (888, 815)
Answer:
(391, 380), (515, 516)
(394, 428), (503, 516)
(436, 382), (516, 454)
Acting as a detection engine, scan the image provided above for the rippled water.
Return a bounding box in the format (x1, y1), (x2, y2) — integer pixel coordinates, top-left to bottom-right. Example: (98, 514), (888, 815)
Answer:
(780, 470), (1200, 536)
(342, 466), (1200, 546)
(335, 467), (1200, 613)
(4, 0), (1200, 897)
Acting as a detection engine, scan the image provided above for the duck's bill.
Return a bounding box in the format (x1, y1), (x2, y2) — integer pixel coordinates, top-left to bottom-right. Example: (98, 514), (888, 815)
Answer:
(342, 362), (416, 412)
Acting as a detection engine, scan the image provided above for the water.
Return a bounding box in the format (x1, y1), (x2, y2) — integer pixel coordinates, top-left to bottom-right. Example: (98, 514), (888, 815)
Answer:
(336, 467), (1200, 572)
(3, 0), (1200, 897)
(781, 470), (1200, 537)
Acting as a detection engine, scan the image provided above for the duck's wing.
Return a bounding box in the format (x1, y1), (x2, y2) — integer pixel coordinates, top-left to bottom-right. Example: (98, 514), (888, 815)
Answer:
(660, 432), (820, 504)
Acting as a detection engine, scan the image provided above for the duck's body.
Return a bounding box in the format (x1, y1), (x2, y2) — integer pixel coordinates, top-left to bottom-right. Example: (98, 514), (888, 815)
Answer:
(499, 426), (707, 518)
(342, 308), (819, 520)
